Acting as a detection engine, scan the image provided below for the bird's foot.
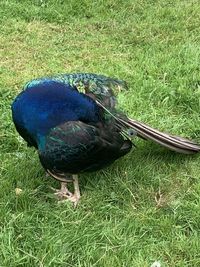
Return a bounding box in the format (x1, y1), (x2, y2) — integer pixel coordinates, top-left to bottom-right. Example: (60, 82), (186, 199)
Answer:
(51, 187), (73, 200)
(59, 175), (80, 207)
(50, 182), (73, 200)
(53, 189), (80, 207)
(55, 191), (79, 207)
(50, 181), (80, 207)
(49, 174), (80, 207)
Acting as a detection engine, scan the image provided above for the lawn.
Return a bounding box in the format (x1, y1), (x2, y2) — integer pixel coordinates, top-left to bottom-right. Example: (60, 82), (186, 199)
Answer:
(0, 0), (200, 266)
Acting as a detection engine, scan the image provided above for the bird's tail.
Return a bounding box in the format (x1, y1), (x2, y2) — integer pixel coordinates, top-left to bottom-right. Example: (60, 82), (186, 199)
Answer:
(96, 100), (200, 154)
(120, 117), (200, 154)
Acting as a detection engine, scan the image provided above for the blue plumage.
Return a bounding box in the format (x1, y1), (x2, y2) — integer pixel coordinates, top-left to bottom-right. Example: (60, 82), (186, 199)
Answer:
(12, 80), (102, 149)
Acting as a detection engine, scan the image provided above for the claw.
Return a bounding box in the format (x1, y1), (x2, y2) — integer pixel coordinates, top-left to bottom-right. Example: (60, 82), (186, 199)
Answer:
(50, 182), (73, 200)
(65, 193), (80, 208)
(54, 190), (73, 199)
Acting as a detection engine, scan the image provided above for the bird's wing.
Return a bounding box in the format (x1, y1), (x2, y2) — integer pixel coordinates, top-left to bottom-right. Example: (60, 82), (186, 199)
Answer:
(39, 121), (132, 175)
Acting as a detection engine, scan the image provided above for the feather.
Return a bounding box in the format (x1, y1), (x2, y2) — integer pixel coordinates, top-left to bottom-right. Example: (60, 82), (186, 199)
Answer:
(96, 100), (200, 154)
(25, 73), (127, 109)
(39, 121), (132, 174)
(123, 118), (200, 154)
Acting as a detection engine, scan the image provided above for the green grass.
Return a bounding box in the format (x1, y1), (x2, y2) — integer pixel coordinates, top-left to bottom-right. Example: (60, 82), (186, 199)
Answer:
(0, 0), (200, 266)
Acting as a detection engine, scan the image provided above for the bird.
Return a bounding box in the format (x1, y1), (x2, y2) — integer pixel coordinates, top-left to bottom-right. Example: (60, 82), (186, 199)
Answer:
(11, 73), (200, 206)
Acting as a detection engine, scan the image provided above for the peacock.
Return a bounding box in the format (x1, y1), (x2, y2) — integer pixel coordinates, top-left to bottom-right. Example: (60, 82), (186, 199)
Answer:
(11, 73), (200, 206)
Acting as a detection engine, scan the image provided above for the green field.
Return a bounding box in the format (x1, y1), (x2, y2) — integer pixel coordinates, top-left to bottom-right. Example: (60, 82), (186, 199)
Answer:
(0, 1), (200, 266)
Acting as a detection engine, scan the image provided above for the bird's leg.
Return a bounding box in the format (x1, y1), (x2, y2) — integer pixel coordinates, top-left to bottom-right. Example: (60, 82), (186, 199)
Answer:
(47, 169), (73, 199)
(65, 175), (80, 207)
(73, 175), (80, 206)
(47, 169), (80, 206)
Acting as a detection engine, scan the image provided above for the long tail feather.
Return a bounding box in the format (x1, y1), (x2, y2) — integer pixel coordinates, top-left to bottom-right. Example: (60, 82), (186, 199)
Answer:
(123, 118), (200, 154)
(96, 100), (200, 154)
